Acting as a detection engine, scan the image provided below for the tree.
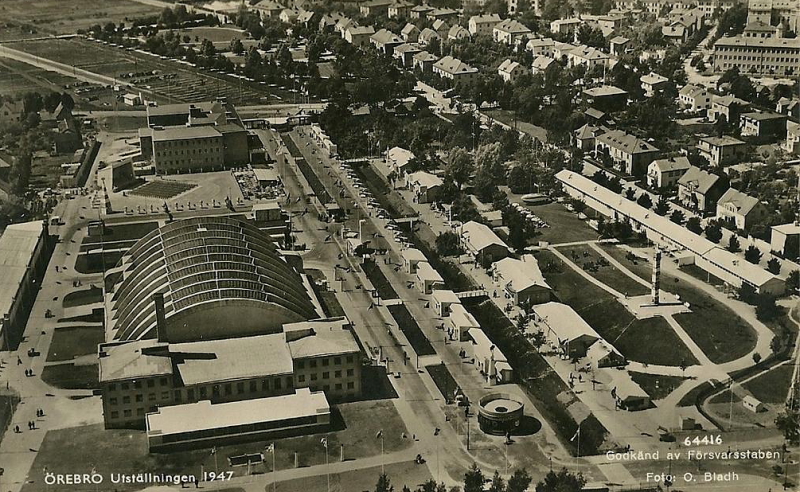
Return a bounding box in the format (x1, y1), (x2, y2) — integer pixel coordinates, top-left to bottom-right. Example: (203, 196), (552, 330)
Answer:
(535, 468), (586, 492)
(653, 196), (670, 216)
(705, 222), (723, 243)
(686, 216), (703, 234)
(489, 471), (506, 492)
(376, 473), (394, 492)
(436, 231), (463, 257)
(669, 209), (685, 224)
(464, 464), (484, 492)
(508, 469), (532, 492)
(787, 270), (800, 292)
(753, 352), (762, 364)
(416, 479), (447, 492)
(230, 38), (245, 55)
(755, 294), (780, 321)
(744, 245), (762, 264)
(446, 147), (474, 189)
(767, 257), (782, 275)
(727, 234), (741, 253)
(776, 411), (800, 444)
(636, 193), (652, 209)
(624, 188), (636, 200)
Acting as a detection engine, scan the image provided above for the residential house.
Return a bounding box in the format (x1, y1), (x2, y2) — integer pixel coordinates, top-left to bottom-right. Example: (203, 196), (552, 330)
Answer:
(498, 59), (527, 83)
(678, 84), (711, 112)
(532, 55), (557, 75)
(609, 35), (630, 56)
(740, 111), (788, 138)
(432, 19), (449, 37)
(646, 156), (691, 189)
(469, 14), (502, 35)
(785, 120), (800, 154)
(413, 50), (439, 71)
(410, 4), (434, 18)
(335, 17), (356, 36)
(594, 129), (660, 176)
(716, 188), (768, 231)
(696, 135), (746, 166)
(526, 37), (555, 57)
(583, 85), (628, 113)
(388, 1), (414, 18)
(393, 43), (422, 66)
(493, 19), (531, 45)
(677, 165), (729, 212)
(418, 28), (441, 46)
(770, 223), (800, 259)
(567, 45), (610, 69)
(344, 26), (376, 48)
(370, 29), (404, 55)
(387, 147), (415, 174)
(662, 24), (687, 43)
(461, 221), (509, 264)
(709, 94), (750, 123)
(427, 8), (458, 21)
(252, 0), (283, 18)
(743, 19), (780, 38)
(640, 72), (669, 97)
(297, 10), (316, 28)
(574, 124), (605, 150)
(433, 56), (479, 86)
(776, 97), (800, 119)
(596, 13), (626, 31)
(406, 171), (443, 203)
(448, 25), (470, 41)
(550, 17), (583, 35)
(401, 23), (420, 42)
(360, 0), (392, 17)
(279, 9), (300, 23)
(319, 13), (343, 31)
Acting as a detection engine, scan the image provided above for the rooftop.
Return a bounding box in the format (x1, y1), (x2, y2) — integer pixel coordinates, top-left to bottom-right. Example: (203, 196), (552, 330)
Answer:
(146, 388), (329, 436)
(98, 339), (172, 382)
(534, 302), (599, 344)
(596, 129), (659, 154)
(715, 35), (800, 48)
(494, 19), (531, 34)
(650, 156), (691, 173)
(583, 85), (627, 97)
(717, 188), (760, 216)
(461, 220), (508, 253)
(678, 166), (722, 194)
(151, 125), (221, 141)
(285, 319), (360, 359)
(493, 255), (550, 293)
(0, 221), (45, 326)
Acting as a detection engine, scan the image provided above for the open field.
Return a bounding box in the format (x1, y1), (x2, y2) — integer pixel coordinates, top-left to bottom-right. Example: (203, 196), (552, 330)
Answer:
(46, 326), (104, 362)
(559, 245), (650, 296)
(0, 58), (78, 96)
(41, 363), (99, 390)
(275, 461), (432, 492)
(7, 37), (272, 105)
(176, 27), (248, 44)
(521, 201), (598, 245)
(599, 244), (757, 364)
(743, 364), (793, 404)
(21, 400), (411, 491)
(535, 250), (699, 366)
(0, 0), (162, 36)
(630, 372), (690, 401)
(130, 180), (197, 199)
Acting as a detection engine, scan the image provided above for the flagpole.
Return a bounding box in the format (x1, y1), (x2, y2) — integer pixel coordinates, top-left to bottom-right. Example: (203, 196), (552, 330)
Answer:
(273, 444), (276, 492)
(325, 441), (330, 492)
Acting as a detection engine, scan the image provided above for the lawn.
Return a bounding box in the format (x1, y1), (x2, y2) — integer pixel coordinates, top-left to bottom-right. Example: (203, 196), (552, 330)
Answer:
(351, 162), (417, 218)
(742, 364), (794, 404)
(362, 260), (398, 300)
(74, 251), (124, 273)
(40, 363), (99, 390)
(559, 245), (650, 296)
(524, 202), (598, 245)
(598, 245), (757, 364)
(62, 286), (103, 308)
(629, 372), (689, 401)
(21, 401), (410, 491)
(275, 460), (431, 492)
(534, 250), (698, 366)
(320, 291), (347, 317)
(1, 0), (161, 35)
(403, 222), (475, 292)
(426, 363), (459, 402)
(46, 326), (104, 362)
(678, 381), (716, 407)
(0, 393), (20, 443)
(130, 180), (196, 199)
(387, 304), (436, 357)
(484, 109), (548, 142)
(680, 264), (725, 287)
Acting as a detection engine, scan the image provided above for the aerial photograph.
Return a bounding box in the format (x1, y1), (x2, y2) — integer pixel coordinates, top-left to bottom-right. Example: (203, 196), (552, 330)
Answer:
(0, 0), (798, 491)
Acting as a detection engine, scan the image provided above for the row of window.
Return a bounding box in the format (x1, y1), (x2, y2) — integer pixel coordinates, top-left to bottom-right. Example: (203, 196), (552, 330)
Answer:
(107, 378), (169, 392)
(108, 391), (170, 406)
(296, 368), (355, 383)
(296, 354), (355, 369)
(156, 147), (221, 157)
(717, 54), (799, 63)
(160, 138), (219, 146)
(308, 381), (356, 392)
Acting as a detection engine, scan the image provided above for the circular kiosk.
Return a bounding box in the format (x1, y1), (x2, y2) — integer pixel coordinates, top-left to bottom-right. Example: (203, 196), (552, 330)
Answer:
(477, 393), (524, 435)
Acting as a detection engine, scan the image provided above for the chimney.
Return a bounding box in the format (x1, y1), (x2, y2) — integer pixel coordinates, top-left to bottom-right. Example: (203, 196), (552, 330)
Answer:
(153, 293), (168, 343)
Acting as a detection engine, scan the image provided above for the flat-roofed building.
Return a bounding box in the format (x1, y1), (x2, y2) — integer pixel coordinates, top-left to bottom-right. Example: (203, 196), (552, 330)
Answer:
(0, 221), (53, 350)
(432, 289), (460, 317)
(449, 303), (480, 341)
(406, 171), (443, 203)
(771, 223), (800, 260)
(416, 261), (444, 293)
(609, 371), (650, 410)
(146, 388), (330, 451)
(402, 247), (427, 273)
(740, 111), (788, 138)
(469, 328), (512, 384)
(583, 85), (629, 113)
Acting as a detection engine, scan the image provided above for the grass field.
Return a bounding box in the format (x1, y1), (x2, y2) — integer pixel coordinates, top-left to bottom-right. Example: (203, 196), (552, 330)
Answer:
(62, 286), (103, 308)
(426, 363), (459, 402)
(534, 250), (699, 366)
(176, 27), (248, 44)
(0, 393), (21, 443)
(523, 202), (598, 245)
(484, 109), (548, 142)
(630, 372), (689, 401)
(0, 58), (78, 97)
(46, 326), (104, 362)
(41, 363), (99, 390)
(0, 0), (161, 35)
(559, 245), (650, 296)
(387, 304), (437, 357)
(275, 461), (431, 492)
(21, 401), (410, 491)
(678, 380), (715, 407)
(362, 260), (398, 300)
(130, 180), (197, 199)
(599, 244), (757, 364)
(743, 364), (794, 404)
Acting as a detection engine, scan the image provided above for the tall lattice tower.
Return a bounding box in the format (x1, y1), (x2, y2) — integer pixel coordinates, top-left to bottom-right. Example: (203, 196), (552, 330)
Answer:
(651, 248), (662, 305)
